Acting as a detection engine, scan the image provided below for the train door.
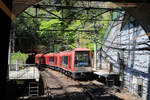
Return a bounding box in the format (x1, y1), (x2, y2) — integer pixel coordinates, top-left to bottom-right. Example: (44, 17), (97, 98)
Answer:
(62, 56), (68, 68)
(55, 56), (57, 65)
(68, 56), (71, 69)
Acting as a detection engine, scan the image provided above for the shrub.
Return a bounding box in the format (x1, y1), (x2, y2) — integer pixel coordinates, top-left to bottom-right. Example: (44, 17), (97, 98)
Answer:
(11, 51), (28, 64)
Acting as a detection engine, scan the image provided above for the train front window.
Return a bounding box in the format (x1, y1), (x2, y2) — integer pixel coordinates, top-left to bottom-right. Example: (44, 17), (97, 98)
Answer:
(75, 51), (91, 67)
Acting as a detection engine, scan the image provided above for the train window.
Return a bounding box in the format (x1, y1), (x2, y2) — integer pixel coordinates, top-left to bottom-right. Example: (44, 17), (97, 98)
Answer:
(37, 57), (40, 63)
(75, 51), (91, 67)
(42, 58), (44, 63)
(62, 56), (68, 67)
(61, 56), (64, 66)
(49, 57), (54, 64)
(40, 57), (44, 64)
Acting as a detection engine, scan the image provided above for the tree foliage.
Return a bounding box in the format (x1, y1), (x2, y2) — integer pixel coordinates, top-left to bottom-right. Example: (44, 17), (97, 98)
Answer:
(11, 0), (110, 53)
(11, 13), (40, 52)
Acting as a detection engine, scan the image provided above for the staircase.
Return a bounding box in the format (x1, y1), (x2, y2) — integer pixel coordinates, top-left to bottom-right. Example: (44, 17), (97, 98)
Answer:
(29, 82), (39, 97)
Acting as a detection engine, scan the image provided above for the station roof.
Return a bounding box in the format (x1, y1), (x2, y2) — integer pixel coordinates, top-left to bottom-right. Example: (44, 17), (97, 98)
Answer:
(11, 0), (150, 35)
(12, 0), (42, 16)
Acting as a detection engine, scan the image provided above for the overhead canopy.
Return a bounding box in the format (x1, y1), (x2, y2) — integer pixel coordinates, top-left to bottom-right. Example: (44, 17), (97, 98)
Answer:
(12, 0), (150, 34)
(124, 4), (150, 34)
(12, 0), (42, 16)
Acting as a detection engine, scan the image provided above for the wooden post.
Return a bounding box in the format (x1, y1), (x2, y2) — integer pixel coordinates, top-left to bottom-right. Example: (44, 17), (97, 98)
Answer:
(0, 0), (16, 20)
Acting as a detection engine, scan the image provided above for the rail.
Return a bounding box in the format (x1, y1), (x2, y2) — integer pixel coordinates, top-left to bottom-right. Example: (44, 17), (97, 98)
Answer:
(42, 69), (73, 100)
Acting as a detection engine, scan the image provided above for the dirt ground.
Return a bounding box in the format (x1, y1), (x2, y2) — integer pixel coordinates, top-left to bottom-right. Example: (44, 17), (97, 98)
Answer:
(38, 68), (143, 100)
(6, 67), (144, 100)
(111, 89), (143, 100)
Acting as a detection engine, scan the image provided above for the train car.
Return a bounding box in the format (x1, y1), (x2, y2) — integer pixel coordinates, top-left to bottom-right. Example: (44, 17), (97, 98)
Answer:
(35, 54), (45, 67)
(44, 48), (93, 79)
(71, 48), (93, 79)
(44, 53), (58, 69)
(57, 50), (73, 74)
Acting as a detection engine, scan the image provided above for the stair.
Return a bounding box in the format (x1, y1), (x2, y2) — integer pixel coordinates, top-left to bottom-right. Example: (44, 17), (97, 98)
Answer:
(29, 82), (39, 97)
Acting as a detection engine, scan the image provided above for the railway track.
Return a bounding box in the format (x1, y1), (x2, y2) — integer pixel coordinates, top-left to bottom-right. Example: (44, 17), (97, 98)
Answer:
(40, 68), (122, 100)
(41, 69), (73, 100)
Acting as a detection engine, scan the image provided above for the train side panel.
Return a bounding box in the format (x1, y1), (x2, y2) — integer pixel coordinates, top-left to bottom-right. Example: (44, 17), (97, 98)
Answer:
(59, 52), (69, 71)
(44, 54), (49, 66)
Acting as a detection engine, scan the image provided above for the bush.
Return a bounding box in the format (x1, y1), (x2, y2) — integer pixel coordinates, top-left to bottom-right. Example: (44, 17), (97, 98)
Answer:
(11, 52), (28, 64)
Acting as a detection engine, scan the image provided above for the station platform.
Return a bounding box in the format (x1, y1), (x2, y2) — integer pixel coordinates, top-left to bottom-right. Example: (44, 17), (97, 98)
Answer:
(9, 66), (40, 82)
(93, 70), (119, 78)
(93, 69), (120, 86)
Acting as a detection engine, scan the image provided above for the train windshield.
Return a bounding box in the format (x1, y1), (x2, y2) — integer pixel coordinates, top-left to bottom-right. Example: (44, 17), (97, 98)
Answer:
(75, 51), (91, 67)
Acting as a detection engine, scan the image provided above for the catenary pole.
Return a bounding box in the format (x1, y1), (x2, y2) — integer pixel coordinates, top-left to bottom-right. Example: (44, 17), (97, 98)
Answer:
(93, 20), (97, 70)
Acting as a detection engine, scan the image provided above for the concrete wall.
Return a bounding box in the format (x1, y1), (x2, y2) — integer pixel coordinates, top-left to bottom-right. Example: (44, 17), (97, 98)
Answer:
(98, 14), (150, 100)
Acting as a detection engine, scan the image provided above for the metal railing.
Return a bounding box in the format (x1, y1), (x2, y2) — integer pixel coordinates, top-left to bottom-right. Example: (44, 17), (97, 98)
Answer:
(8, 63), (39, 81)
(9, 63), (35, 71)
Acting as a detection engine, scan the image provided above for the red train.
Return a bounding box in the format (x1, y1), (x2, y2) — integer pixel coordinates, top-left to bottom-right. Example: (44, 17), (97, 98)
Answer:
(35, 48), (93, 79)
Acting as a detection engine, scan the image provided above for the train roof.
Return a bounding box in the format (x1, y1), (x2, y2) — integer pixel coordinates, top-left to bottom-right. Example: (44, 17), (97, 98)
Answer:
(58, 48), (90, 54)
(59, 48), (90, 53)
(74, 48), (90, 51)
(35, 54), (44, 57)
(44, 53), (57, 56)
(35, 48), (90, 57)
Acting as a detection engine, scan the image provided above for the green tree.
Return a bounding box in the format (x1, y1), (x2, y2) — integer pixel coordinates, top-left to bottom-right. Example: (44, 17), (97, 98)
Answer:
(12, 0), (111, 53)
(11, 12), (40, 52)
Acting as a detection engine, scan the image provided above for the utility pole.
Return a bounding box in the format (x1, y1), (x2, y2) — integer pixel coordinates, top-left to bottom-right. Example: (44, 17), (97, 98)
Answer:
(77, 32), (79, 48)
(8, 34), (12, 71)
(12, 31), (15, 53)
(119, 50), (125, 89)
(93, 20), (97, 71)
